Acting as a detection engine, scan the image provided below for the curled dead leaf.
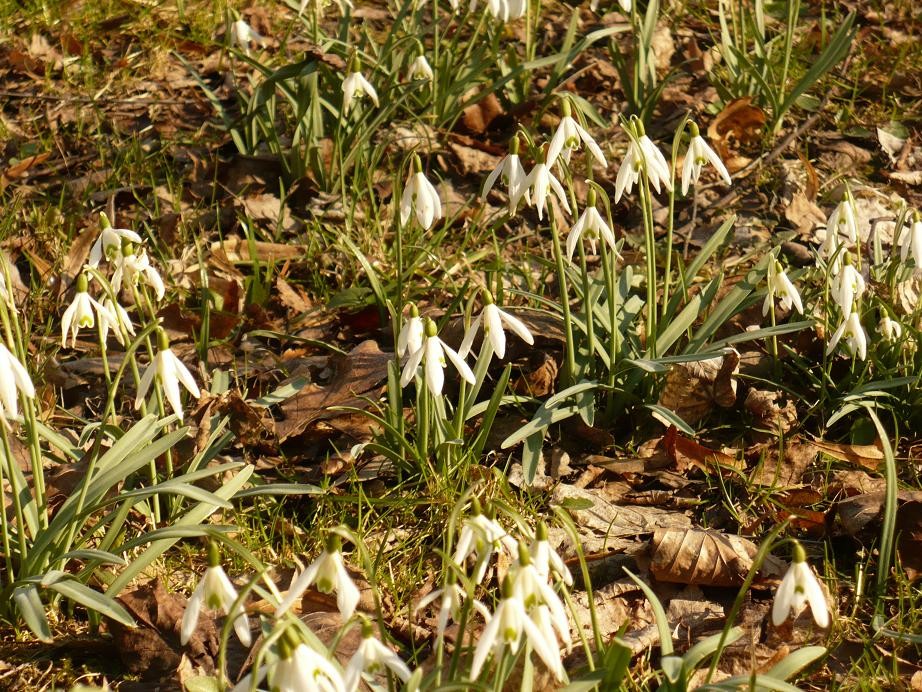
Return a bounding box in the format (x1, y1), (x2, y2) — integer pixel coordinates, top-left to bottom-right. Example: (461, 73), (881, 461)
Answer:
(658, 350), (739, 426)
(708, 97), (767, 173)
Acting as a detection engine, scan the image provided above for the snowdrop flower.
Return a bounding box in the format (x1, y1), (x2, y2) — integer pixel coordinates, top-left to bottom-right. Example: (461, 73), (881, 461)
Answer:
(899, 212), (922, 274)
(877, 310), (902, 342)
(134, 330), (201, 421)
(826, 191), (860, 245)
(88, 213), (142, 268)
(229, 18), (264, 55)
(396, 303), (424, 359)
(407, 54), (433, 82)
(343, 620), (412, 692)
(681, 122), (731, 195)
(546, 98), (607, 169)
(100, 297), (135, 346)
(771, 541), (829, 628)
(341, 58), (379, 114)
(234, 632), (346, 692)
(470, 577), (564, 681)
(400, 155), (442, 230)
(415, 577), (489, 638)
(529, 522), (572, 587)
(0, 341), (35, 420)
(481, 136), (530, 214)
(566, 187), (618, 262)
(614, 120), (672, 203)
(61, 273), (117, 348)
(525, 153), (571, 221)
(509, 543), (571, 649)
(400, 318), (475, 397)
(181, 542), (251, 647)
(112, 246), (166, 301)
(762, 259), (803, 316)
(827, 307), (867, 361)
(831, 254), (865, 317)
(452, 499), (516, 584)
(484, 0), (526, 21)
(276, 533), (360, 620)
(458, 290), (534, 360)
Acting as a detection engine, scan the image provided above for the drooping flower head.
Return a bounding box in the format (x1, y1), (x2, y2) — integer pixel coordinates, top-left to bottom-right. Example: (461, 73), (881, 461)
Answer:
(826, 305), (867, 361)
(458, 289), (535, 361)
(276, 532), (360, 621)
(396, 303), (424, 359)
(681, 121), (731, 195)
(408, 54), (434, 82)
(877, 308), (902, 343)
(399, 318), (475, 397)
(899, 210), (922, 275)
(181, 541), (251, 647)
(831, 253), (866, 317)
(399, 154), (442, 230)
(341, 54), (379, 114)
(525, 148), (571, 221)
(61, 272), (118, 348)
(771, 540), (829, 628)
(762, 258), (803, 316)
(481, 135), (530, 214)
(566, 187), (619, 262)
(614, 118), (672, 203)
(134, 329), (202, 421)
(343, 618), (412, 692)
(546, 97), (607, 170)
(0, 341), (35, 421)
(88, 213), (142, 268)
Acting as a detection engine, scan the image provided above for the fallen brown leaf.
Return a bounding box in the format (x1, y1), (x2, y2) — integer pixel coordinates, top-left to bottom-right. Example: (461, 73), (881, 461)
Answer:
(658, 350), (739, 425)
(813, 439), (884, 471)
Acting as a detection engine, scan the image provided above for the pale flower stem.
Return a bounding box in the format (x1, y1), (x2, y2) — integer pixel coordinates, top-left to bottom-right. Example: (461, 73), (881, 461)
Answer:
(640, 173), (658, 357)
(601, 243), (619, 418)
(0, 293), (46, 529)
(0, 421), (28, 563)
(550, 212), (578, 385)
(662, 119), (686, 319)
(577, 240), (596, 380)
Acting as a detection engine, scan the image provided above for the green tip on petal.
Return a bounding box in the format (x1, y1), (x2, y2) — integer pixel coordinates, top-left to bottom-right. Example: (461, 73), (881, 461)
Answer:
(99, 212), (112, 229)
(792, 540), (807, 564)
(482, 289), (495, 305)
(424, 318), (438, 338)
(207, 540), (220, 568)
(843, 251), (853, 266)
(412, 153), (423, 173)
(774, 260), (784, 274)
(409, 303), (419, 318)
(688, 121), (700, 138)
(76, 273), (89, 293)
(587, 187), (597, 207)
(509, 136), (520, 155)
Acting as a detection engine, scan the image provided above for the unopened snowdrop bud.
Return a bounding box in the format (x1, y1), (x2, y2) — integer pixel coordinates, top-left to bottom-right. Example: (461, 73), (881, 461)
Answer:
(771, 540), (829, 628)
(408, 54), (434, 82)
(681, 121), (731, 195)
(877, 309), (902, 342)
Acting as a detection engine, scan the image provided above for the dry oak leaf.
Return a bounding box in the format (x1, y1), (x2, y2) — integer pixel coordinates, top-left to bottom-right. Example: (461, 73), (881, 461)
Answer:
(275, 340), (390, 441)
(748, 439), (817, 488)
(708, 97), (767, 173)
(658, 350), (739, 426)
(663, 426), (744, 475)
(744, 388), (798, 435)
(650, 528), (785, 587)
(812, 439), (884, 471)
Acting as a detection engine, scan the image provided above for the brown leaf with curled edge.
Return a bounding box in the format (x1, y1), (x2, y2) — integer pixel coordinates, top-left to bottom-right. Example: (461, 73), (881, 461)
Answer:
(749, 440), (816, 488)
(666, 428), (743, 475)
(707, 97), (767, 173)
(744, 389), (798, 436)
(650, 528), (785, 587)
(658, 351), (739, 425)
(275, 340), (390, 441)
(460, 92), (504, 135)
(813, 439), (884, 471)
